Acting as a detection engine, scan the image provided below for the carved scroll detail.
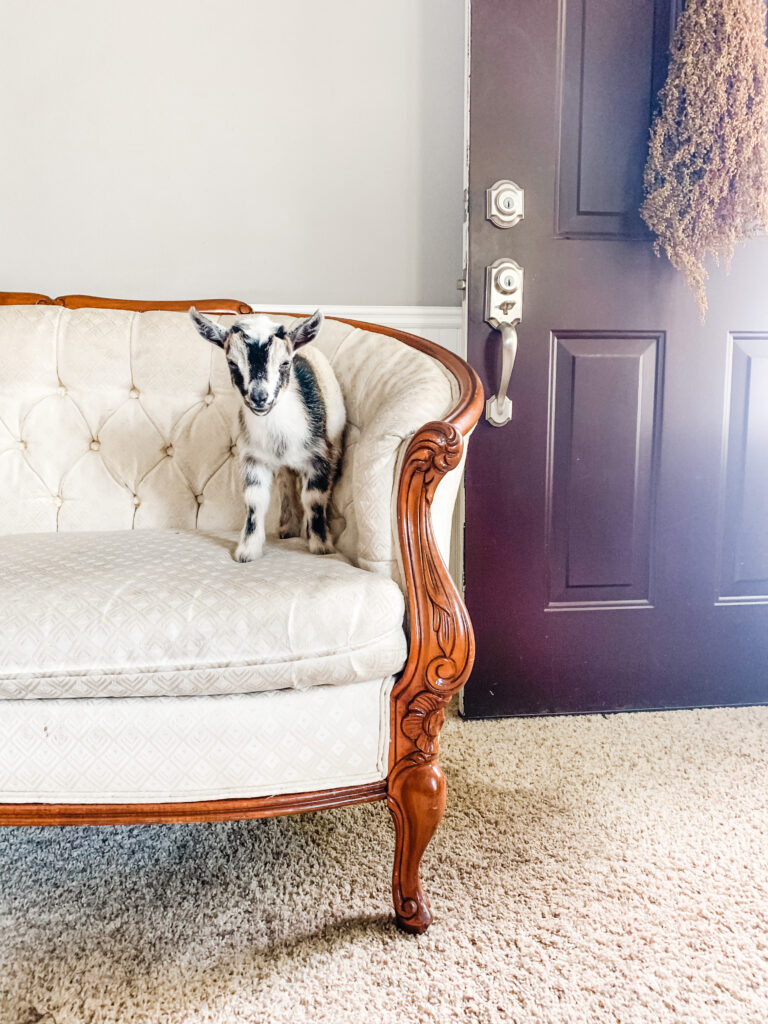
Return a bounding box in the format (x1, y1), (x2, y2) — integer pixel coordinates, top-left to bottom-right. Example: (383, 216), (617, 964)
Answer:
(393, 421), (476, 751)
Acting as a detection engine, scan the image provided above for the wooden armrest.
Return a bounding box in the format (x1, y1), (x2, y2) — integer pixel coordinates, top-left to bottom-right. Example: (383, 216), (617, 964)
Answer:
(388, 347), (483, 933)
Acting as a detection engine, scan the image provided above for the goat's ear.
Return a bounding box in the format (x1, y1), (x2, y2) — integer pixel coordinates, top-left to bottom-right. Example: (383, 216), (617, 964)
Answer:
(189, 307), (229, 349)
(288, 309), (323, 350)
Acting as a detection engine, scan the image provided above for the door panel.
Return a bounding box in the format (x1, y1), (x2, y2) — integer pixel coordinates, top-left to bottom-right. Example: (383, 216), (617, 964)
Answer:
(719, 334), (768, 600)
(557, 0), (676, 237)
(463, 0), (768, 718)
(547, 332), (663, 607)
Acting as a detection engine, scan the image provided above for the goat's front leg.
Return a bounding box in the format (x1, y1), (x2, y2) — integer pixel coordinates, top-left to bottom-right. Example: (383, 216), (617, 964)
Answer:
(277, 467), (302, 539)
(235, 457), (273, 562)
(300, 453), (335, 555)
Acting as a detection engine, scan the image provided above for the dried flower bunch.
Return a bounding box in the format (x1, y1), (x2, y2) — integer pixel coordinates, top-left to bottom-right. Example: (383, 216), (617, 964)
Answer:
(641, 0), (768, 318)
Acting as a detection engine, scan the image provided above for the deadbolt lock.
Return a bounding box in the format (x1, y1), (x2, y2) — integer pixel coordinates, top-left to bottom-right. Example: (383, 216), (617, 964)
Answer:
(486, 180), (525, 229)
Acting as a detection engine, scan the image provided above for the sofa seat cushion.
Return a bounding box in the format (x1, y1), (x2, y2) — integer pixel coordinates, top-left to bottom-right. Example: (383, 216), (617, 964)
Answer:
(0, 530), (407, 700)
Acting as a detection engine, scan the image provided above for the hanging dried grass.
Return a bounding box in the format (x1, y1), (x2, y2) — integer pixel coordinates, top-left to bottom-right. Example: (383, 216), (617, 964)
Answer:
(640, 0), (768, 318)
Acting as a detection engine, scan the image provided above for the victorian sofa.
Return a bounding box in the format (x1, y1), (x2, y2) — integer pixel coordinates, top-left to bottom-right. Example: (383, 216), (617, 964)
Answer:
(0, 292), (482, 933)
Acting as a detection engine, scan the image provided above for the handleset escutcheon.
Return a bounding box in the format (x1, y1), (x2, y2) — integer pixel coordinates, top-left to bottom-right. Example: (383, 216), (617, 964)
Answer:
(483, 180), (525, 427)
(484, 257), (523, 427)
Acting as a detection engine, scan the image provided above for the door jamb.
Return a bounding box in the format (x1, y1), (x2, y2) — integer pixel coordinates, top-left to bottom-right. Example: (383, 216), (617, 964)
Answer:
(458, 0), (472, 712)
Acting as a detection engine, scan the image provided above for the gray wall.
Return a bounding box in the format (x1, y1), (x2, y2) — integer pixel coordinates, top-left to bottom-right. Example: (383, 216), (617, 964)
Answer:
(0, 0), (465, 306)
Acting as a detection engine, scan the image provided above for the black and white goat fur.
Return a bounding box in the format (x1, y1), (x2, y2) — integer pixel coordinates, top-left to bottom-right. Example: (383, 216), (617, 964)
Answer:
(190, 308), (345, 562)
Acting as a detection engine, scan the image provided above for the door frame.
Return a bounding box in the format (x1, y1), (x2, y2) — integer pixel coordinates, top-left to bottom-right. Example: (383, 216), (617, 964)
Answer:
(458, 0), (472, 709)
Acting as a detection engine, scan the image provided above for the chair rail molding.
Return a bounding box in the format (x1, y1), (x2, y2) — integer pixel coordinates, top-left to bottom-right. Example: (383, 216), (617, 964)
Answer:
(249, 304), (463, 355)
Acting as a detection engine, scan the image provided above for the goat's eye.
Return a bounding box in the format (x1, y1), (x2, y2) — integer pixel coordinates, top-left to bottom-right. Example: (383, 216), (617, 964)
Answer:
(227, 360), (245, 390)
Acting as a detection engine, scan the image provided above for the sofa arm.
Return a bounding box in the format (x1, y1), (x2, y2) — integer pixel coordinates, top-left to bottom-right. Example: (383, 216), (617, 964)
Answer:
(301, 317), (463, 582)
(388, 353), (483, 933)
(393, 421), (474, 738)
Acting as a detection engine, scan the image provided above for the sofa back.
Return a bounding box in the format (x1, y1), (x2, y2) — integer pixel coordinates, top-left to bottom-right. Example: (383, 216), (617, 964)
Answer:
(0, 305), (459, 585)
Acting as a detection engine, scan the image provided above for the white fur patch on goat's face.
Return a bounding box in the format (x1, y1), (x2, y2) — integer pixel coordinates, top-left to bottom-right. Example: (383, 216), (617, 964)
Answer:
(225, 319), (293, 416)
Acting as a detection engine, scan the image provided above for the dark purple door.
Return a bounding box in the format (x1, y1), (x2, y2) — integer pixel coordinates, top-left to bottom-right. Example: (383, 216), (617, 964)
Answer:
(463, 0), (768, 717)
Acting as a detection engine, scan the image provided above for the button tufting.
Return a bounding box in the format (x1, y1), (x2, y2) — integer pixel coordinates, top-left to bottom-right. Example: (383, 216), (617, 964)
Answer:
(17, 440), (26, 451)
(90, 440), (100, 452)
(204, 393), (214, 405)
(57, 385), (67, 397)
(230, 443), (238, 456)
(54, 496), (63, 508)
(166, 444), (174, 457)
(196, 494), (204, 504)
(133, 496), (141, 507)
(129, 387), (140, 399)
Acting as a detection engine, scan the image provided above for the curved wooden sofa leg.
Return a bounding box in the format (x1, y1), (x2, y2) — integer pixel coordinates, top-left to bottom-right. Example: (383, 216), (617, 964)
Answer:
(387, 757), (447, 934)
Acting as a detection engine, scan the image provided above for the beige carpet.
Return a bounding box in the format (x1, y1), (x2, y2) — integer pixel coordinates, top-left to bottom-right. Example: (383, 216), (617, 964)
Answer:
(1, 705), (768, 1024)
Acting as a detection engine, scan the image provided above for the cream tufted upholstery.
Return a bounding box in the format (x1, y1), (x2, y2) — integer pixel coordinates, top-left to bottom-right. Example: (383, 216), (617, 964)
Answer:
(311, 317), (459, 580)
(1, 306), (244, 535)
(0, 306), (459, 587)
(0, 304), (464, 803)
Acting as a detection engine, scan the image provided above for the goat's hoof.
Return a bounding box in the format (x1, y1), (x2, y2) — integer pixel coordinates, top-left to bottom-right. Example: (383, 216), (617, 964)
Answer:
(308, 537), (335, 556)
(279, 526), (300, 539)
(234, 546), (262, 563)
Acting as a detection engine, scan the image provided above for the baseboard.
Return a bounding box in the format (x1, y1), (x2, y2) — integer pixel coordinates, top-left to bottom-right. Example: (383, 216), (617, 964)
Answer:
(249, 304), (466, 585)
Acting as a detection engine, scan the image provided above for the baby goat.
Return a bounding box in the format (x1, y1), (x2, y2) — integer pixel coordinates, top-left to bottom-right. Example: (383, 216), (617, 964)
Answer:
(190, 308), (346, 562)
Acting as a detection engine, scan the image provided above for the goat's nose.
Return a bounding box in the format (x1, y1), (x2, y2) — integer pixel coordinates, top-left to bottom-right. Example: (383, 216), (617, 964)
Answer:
(250, 384), (269, 407)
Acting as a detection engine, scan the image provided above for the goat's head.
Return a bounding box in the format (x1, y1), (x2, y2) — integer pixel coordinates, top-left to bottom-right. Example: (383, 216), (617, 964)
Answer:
(189, 308), (323, 415)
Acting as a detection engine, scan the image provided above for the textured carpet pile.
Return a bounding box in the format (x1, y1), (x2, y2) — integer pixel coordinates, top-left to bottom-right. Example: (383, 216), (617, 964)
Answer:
(1, 705), (767, 1024)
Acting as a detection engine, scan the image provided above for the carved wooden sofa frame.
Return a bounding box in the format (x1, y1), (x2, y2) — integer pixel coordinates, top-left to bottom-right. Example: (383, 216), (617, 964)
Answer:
(0, 292), (483, 934)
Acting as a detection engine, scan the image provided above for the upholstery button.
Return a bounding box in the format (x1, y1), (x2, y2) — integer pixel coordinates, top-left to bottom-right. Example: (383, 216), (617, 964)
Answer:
(196, 494), (204, 505)
(129, 387), (140, 399)
(230, 443), (237, 456)
(57, 385), (67, 397)
(54, 496), (63, 508)
(17, 440), (26, 451)
(133, 496), (141, 507)
(90, 440), (101, 452)
(166, 444), (174, 457)
(204, 393), (214, 405)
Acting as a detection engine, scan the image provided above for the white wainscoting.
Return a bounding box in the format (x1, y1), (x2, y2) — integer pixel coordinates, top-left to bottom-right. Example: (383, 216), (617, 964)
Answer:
(249, 304), (463, 353)
(250, 304), (466, 585)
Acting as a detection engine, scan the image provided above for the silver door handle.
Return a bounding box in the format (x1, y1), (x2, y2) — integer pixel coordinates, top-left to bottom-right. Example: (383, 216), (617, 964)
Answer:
(486, 323), (519, 426)
(485, 257), (523, 427)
